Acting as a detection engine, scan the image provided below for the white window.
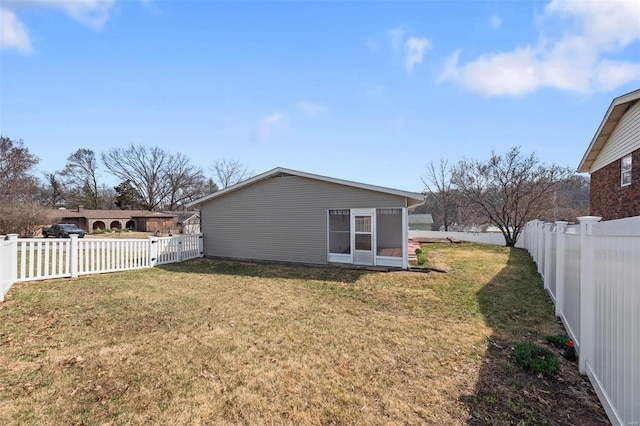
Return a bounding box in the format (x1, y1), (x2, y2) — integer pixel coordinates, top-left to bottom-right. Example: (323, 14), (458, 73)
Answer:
(622, 155), (632, 186)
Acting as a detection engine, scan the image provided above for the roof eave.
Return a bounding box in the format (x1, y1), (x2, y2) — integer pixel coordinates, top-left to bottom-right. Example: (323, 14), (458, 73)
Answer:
(578, 88), (640, 173)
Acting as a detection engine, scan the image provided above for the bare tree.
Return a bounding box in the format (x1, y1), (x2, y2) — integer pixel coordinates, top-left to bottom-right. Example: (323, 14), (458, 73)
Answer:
(451, 147), (574, 247)
(547, 175), (590, 223)
(0, 202), (50, 237)
(421, 159), (458, 231)
(102, 144), (206, 211)
(42, 172), (66, 208)
(96, 184), (117, 209)
(164, 153), (207, 210)
(60, 149), (101, 209)
(212, 159), (253, 189)
(0, 137), (48, 235)
(102, 145), (173, 210)
(0, 136), (39, 201)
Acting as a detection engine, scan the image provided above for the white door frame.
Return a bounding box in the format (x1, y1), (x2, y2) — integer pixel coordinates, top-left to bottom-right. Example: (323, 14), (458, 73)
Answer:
(351, 208), (375, 266)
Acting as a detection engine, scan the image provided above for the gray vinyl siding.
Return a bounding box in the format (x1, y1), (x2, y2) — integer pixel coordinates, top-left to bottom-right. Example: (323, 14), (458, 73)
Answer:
(200, 175), (407, 264)
(592, 101), (640, 172)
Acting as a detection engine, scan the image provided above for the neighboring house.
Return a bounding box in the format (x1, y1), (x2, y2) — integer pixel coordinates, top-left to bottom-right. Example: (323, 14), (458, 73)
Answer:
(578, 88), (640, 220)
(408, 213), (434, 230)
(49, 205), (176, 233)
(172, 212), (201, 235)
(187, 167), (424, 269)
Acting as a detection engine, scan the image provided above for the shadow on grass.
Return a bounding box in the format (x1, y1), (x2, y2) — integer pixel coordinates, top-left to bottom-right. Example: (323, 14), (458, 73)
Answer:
(155, 258), (371, 283)
(460, 248), (609, 426)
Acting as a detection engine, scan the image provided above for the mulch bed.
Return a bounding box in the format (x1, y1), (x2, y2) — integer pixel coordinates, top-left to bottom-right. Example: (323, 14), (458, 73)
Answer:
(462, 336), (610, 425)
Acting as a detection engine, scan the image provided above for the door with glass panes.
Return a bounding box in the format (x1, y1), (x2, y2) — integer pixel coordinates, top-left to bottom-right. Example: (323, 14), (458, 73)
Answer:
(352, 209), (374, 265)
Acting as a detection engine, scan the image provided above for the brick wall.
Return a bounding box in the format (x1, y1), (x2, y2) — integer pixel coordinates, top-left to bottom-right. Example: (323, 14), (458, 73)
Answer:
(591, 148), (640, 220)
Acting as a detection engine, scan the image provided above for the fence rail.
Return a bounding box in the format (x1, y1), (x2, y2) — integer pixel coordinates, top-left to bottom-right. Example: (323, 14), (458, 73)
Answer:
(524, 217), (639, 426)
(0, 233), (203, 301)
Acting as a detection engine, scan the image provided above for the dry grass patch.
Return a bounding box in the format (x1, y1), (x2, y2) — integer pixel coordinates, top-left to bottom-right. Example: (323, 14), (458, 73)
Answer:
(87, 231), (153, 239)
(0, 244), (606, 424)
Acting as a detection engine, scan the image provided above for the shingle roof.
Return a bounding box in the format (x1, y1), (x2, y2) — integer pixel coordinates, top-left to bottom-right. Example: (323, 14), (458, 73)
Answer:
(50, 209), (175, 220)
(187, 167), (425, 208)
(165, 212), (199, 223)
(408, 214), (434, 224)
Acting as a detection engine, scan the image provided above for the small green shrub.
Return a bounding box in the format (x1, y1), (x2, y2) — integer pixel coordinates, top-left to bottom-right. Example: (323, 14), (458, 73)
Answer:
(511, 342), (559, 378)
(416, 253), (427, 265)
(546, 334), (569, 349)
(91, 229), (105, 235)
(414, 247), (423, 255)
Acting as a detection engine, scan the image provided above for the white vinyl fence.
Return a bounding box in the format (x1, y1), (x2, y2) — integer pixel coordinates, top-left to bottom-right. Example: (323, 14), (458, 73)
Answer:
(409, 230), (524, 247)
(524, 217), (639, 426)
(0, 233), (203, 301)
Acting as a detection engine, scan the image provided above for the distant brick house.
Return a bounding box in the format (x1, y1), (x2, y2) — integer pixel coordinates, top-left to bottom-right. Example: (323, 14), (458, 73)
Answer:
(578, 88), (640, 220)
(49, 205), (178, 234)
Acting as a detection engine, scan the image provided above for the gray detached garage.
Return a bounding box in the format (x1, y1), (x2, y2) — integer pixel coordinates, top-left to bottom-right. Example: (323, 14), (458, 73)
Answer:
(187, 167), (424, 269)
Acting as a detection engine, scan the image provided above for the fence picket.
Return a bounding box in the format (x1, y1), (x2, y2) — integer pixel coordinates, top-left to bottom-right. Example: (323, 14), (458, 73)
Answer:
(523, 217), (639, 426)
(1, 233), (203, 294)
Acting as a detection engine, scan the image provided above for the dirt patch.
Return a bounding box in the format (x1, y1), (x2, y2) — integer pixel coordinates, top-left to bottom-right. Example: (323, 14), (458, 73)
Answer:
(461, 336), (609, 425)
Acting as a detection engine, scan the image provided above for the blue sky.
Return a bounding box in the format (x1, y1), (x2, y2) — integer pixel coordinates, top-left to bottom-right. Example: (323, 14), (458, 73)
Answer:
(1, 0), (639, 193)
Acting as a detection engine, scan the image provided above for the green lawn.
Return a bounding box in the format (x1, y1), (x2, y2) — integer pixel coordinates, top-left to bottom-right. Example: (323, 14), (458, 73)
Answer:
(0, 244), (607, 425)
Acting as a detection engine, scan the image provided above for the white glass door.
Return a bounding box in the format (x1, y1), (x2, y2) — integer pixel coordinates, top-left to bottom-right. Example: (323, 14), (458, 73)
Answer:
(352, 210), (374, 265)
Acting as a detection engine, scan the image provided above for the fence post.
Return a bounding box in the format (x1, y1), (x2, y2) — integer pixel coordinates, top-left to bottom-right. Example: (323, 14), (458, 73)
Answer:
(0, 235), (4, 302)
(528, 220), (537, 261)
(543, 223), (553, 290)
(577, 216), (601, 374)
(70, 235), (79, 278)
(148, 236), (158, 267)
(528, 221), (535, 260)
(0, 234), (18, 302)
(177, 236), (184, 261)
(536, 220), (545, 274)
(7, 234), (18, 286)
(554, 221), (568, 317)
(198, 233), (204, 258)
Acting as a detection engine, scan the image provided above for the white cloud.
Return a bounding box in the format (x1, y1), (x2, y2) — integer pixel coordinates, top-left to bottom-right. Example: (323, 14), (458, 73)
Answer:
(298, 102), (328, 117)
(17, 0), (116, 29)
(595, 60), (640, 92)
(0, 7), (32, 54)
(386, 26), (406, 52)
(489, 14), (502, 30)
(405, 37), (431, 74)
(440, 0), (640, 96)
(1, 0), (117, 53)
(257, 113), (286, 140)
(384, 26), (432, 74)
(441, 48), (541, 96)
